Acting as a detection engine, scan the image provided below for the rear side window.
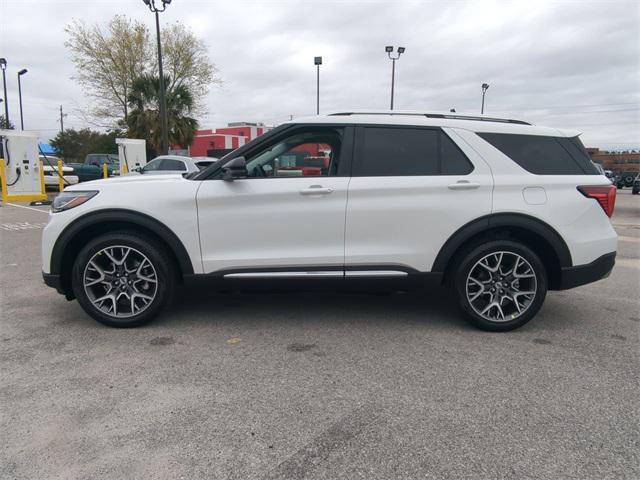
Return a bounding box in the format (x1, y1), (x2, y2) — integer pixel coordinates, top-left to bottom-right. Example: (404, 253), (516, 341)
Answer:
(162, 159), (187, 171)
(478, 133), (599, 175)
(354, 127), (473, 176)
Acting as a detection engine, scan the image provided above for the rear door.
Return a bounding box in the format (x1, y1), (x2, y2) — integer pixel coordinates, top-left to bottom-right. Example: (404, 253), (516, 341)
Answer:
(345, 125), (493, 273)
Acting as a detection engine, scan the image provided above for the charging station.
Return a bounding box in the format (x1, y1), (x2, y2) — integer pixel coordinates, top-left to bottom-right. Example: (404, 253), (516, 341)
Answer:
(0, 130), (47, 203)
(116, 138), (147, 175)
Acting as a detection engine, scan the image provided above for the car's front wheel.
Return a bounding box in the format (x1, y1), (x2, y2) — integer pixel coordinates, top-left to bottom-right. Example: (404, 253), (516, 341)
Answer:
(71, 232), (175, 327)
(453, 240), (547, 331)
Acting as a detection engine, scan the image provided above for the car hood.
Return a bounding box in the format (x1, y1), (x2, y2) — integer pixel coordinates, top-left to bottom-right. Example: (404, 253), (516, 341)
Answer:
(66, 173), (187, 190)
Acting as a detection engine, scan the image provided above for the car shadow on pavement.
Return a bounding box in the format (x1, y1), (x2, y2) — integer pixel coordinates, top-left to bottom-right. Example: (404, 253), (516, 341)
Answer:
(160, 285), (471, 331)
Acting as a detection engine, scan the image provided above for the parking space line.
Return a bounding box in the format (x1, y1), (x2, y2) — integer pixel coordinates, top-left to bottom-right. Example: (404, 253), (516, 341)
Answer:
(618, 235), (640, 244)
(4, 203), (50, 214)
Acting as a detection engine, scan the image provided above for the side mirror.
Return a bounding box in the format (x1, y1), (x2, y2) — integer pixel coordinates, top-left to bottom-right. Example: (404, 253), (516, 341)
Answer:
(221, 156), (248, 181)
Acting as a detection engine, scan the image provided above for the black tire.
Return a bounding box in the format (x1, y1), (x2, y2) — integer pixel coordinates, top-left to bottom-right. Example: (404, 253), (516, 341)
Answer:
(452, 240), (547, 332)
(71, 231), (176, 327)
(632, 188), (639, 195)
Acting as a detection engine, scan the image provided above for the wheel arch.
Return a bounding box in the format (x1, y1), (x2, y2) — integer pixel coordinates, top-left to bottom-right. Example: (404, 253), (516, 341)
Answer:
(434, 213), (572, 290)
(51, 209), (194, 299)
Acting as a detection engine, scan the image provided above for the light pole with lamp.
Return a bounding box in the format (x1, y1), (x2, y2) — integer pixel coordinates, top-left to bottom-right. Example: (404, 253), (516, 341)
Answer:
(385, 46), (405, 110)
(142, 0), (172, 155)
(18, 68), (27, 130)
(0, 58), (8, 124)
(314, 56), (322, 115)
(481, 83), (489, 114)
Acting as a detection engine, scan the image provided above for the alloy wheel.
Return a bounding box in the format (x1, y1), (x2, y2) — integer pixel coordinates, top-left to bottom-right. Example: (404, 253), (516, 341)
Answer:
(83, 245), (158, 318)
(465, 251), (537, 322)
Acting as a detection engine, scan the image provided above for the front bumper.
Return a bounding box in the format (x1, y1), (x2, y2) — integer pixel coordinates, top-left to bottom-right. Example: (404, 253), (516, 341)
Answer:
(557, 252), (616, 290)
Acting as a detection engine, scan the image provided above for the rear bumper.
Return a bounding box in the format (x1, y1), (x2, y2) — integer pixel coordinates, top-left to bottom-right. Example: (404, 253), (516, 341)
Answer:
(557, 252), (616, 290)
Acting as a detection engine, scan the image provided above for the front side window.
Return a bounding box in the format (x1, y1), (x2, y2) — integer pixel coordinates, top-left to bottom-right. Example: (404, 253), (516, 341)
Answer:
(353, 127), (473, 176)
(245, 128), (342, 178)
(142, 158), (164, 172)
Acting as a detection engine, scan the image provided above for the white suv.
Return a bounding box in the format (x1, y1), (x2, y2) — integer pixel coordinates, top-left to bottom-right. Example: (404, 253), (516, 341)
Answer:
(42, 112), (617, 331)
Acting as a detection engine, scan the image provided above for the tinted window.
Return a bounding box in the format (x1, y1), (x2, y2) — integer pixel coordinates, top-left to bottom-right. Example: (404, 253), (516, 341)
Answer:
(162, 159), (187, 171)
(478, 133), (599, 175)
(354, 127), (473, 176)
(441, 132), (474, 175)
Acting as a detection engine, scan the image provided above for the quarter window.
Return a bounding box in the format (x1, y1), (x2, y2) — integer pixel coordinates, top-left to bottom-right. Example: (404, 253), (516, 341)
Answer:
(353, 127), (473, 176)
(478, 133), (599, 175)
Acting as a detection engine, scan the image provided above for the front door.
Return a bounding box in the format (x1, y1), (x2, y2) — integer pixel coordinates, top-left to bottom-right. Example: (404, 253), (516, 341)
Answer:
(196, 126), (353, 275)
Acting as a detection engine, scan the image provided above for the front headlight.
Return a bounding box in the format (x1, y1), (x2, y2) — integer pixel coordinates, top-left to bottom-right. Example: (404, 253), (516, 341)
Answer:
(52, 191), (98, 213)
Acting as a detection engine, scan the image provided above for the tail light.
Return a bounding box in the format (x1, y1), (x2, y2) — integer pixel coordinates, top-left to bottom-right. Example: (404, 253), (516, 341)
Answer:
(577, 185), (616, 217)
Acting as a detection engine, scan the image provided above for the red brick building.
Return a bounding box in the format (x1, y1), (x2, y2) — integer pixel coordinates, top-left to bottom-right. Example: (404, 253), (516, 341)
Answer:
(189, 122), (271, 158)
(587, 148), (640, 173)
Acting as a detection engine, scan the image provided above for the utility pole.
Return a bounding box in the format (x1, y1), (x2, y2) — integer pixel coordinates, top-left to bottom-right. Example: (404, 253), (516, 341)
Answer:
(385, 46), (405, 110)
(481, 83), (490, 114)
(18, 68), (27, 130)
(314, 57), (322, 115)
(142, 0), (171, 155)
(59, 105), (67, 134)
(0, 58), (8, 124)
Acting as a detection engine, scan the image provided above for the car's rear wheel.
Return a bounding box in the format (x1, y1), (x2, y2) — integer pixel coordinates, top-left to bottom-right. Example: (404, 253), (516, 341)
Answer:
(71, 232), (175, 327)
(453, 240), (547, 331)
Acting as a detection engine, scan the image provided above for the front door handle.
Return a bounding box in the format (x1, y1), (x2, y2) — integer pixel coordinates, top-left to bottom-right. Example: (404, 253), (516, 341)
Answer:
(448, 180), (480, 190)
(299, 185), (334, 195)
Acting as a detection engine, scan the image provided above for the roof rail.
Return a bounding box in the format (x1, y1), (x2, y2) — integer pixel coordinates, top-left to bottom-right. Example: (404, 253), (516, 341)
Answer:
(328, 111), (532, 126)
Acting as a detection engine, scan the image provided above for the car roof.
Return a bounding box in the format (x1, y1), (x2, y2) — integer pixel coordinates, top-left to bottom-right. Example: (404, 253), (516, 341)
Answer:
(284, 111), (580, 138)
(151, 155), (192, 161)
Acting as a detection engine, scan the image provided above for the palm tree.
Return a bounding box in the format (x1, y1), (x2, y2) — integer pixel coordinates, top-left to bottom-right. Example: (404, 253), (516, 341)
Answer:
(127, 74), (198, 155)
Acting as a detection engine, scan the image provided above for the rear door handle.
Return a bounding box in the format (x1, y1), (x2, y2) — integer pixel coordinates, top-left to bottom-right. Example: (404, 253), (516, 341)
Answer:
(299, 185), (334, 195)
(448, 180), (480, 190)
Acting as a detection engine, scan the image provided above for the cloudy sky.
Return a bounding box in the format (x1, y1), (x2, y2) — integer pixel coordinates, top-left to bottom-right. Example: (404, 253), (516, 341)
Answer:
(1, 0), (639, 149)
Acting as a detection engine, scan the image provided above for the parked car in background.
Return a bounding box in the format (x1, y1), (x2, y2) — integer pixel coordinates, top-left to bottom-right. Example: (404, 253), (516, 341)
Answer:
(129, 155), (201, 175)
(632, 174), (640, 195)
(42, 111), (617, 332)
(66, 154), (120, 182)
(39, 156), (79, 188)
(604, 169), (615, 183)
(614, 171), (636, 189)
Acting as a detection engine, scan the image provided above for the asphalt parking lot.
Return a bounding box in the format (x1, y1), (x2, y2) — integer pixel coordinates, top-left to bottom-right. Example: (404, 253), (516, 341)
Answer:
(1, 191), (638, 480)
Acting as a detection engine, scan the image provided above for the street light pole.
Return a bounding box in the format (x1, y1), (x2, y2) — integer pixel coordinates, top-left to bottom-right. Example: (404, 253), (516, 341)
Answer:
(143, 0), (171, 155)
(385, 46), (405, 110)
(481, 83), (490, 114)
(0, 58), (9, 125)
(314, 57), (322, 115)
(17, 68), (27, 130)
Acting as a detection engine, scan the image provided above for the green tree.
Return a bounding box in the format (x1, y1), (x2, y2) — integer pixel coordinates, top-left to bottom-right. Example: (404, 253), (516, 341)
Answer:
(50, 128), (122, 162)
(126, 75), (198, 156)
(0, 114), (14, 129)
(65, 15), (218, 126)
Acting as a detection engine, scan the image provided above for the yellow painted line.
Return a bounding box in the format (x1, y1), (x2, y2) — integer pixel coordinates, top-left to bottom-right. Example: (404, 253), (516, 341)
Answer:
(226, 337), (242, 345)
